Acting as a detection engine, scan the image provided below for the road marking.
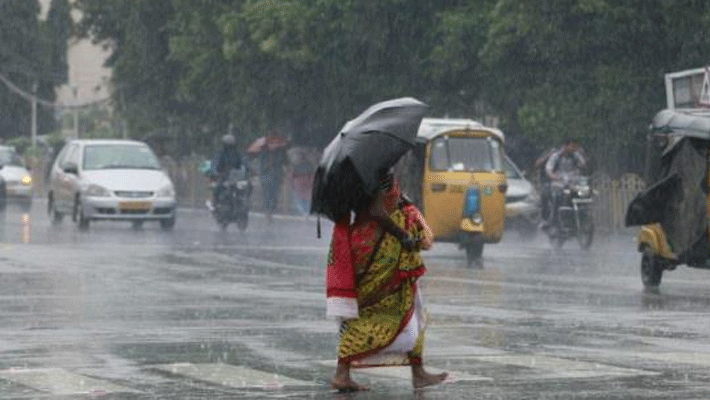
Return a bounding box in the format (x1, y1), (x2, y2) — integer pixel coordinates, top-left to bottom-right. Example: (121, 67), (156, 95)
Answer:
(471, 354), (659, 379)
(0, 368), (135, 396)
(632, 351), (710, 367)
(149, 363), (318, 389)
(316, 360), (490, 383)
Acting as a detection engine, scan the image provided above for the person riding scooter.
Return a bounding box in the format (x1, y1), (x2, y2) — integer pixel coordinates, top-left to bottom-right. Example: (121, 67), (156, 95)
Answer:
(212, 133), (245, 204)
(542, 139), (588, 232)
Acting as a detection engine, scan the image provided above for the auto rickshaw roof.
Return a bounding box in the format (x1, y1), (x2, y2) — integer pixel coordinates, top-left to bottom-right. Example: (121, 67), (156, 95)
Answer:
(651, 109), (710, 155)
(651, 108), (710, 138)
(416, 118), (505, 142)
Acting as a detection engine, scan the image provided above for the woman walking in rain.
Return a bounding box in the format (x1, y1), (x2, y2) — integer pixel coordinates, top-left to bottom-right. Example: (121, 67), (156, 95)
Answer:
(325, 171), (448, 392)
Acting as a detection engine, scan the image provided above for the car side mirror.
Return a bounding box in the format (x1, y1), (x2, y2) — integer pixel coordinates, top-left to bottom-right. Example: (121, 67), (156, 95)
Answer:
(63, 163), (78, 175)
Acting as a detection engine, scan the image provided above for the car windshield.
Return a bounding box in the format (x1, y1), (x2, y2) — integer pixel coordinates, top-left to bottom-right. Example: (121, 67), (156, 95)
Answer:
(0, 149), (24, 167)
(503, 157), (522, 179)
(430, 136), (502, 172)
(83, 144), (161, 170)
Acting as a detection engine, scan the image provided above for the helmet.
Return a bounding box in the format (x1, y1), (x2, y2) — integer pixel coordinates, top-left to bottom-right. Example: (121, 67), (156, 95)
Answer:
(222, 134), (236, 146)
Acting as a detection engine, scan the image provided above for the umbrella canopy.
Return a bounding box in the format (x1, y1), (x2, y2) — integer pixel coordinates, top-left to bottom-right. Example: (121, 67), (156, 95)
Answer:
(310, 97), (428, 222)
(246, 135), (290, 155)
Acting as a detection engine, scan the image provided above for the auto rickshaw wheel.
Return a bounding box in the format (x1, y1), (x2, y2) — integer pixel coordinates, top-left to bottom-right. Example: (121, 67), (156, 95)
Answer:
(641, 246), (663, 288)
(465, 242), (484, 269)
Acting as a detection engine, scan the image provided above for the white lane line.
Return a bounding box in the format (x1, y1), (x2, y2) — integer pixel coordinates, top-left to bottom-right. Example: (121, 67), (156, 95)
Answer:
(315, 360), (491, 383)
(0, 368), (135, 396)
(471, 354), (659, 379)
(631, 351), (710, 367)
(149, 363), (318, 389)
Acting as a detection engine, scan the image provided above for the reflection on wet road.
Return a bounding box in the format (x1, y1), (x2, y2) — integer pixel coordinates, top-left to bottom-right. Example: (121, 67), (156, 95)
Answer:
(2, 202), (710, 398)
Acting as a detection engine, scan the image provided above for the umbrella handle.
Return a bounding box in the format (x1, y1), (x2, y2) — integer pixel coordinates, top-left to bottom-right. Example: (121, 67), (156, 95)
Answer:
(368, 215), (416, 251)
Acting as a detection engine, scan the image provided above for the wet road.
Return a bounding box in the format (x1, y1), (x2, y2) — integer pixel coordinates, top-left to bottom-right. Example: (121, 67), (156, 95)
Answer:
(2, 202), (710, 399)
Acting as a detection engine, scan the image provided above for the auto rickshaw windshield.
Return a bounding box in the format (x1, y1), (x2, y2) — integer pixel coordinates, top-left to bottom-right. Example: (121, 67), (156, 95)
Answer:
(430, 136), (502, 172)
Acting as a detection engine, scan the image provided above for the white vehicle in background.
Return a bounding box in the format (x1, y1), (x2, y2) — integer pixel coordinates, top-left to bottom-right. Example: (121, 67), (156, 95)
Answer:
(0, 145), (33, 211)
(503, 154), (540, 238)
(47, 139), (177, 231)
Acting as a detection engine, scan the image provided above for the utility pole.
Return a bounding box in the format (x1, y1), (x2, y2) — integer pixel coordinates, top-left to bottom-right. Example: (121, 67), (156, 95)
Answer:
(31, 81), (38, 148)
(73, 86), (79, 139)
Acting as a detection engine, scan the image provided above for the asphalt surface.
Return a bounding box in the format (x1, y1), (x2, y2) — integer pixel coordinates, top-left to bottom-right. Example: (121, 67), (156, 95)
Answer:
(2, 200), (710, 399)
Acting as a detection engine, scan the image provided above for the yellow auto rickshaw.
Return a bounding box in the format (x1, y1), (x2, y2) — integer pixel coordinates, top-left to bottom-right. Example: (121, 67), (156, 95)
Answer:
(626, 109), (710, 288)
(395, 118), (507, 267)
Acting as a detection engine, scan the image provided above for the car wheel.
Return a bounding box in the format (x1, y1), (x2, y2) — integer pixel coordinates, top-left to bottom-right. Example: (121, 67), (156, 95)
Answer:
(75, 198), (89, 231)
(160, 217), (175, 231)
(641, 246), (663, 288)
(48, 196), (63, 224)
(0, 182), (7, 212)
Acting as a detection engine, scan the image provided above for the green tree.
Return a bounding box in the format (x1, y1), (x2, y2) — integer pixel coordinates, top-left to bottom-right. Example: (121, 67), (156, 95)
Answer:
(0, 0), (43, 139)
(0, 0), (71, 141)
(46, 0), (72, 85)
(76, 0), (188, 147)
(482, 0), (710, 174)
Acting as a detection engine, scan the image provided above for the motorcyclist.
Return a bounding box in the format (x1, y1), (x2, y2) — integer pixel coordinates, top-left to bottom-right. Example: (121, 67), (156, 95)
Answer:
(211, 133), (245, 205)
(542, 138), (587, 231)
(534, 147), (557, 224)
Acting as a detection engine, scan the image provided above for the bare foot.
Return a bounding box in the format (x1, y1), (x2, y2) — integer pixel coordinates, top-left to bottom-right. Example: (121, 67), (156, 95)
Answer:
(412, 370), (448, 389)
(331, 376), (370, 392)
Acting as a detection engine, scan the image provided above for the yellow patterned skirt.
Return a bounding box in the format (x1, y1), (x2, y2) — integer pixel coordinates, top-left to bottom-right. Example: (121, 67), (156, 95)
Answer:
(337, 208), (427, 366)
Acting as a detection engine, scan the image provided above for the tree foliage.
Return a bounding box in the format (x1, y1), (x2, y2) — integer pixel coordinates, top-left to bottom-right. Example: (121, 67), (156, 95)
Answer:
(0, 0), (72, 140)
(73, 0), (710, 173)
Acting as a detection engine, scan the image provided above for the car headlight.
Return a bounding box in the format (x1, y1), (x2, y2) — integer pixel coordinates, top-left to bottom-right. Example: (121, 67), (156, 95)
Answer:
(158, 185), (175, 198)
(84, 183), (111, 197)
(21, 175), (32, 185)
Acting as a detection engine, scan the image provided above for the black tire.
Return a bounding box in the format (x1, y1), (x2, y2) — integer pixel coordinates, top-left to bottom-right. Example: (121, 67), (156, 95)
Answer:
(549, 233), (565, 249)
(578, 218), (594, 250)
(48, 195), (63, 224)
(75, 198), (89, 231)
(0, 182), (7, 212)
(160, 217), (175, 231)
(465, 242), (484, 269)
(641, 247), (663, 288)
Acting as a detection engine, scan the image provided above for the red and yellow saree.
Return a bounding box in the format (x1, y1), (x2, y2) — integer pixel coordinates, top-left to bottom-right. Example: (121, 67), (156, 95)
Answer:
(325, 190), (433, 367)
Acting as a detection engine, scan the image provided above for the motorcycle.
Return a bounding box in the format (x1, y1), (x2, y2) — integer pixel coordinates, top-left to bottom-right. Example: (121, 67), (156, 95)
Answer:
(207, 166), (251, 231)
(545, 174), (594, 249)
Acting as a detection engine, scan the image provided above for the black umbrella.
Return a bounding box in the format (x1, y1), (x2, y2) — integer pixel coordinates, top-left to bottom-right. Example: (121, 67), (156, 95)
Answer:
(310, 97), (428, 222)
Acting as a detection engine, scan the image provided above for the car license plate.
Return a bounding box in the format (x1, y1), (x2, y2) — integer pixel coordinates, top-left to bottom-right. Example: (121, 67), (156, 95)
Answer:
(119, 201), (151, 211)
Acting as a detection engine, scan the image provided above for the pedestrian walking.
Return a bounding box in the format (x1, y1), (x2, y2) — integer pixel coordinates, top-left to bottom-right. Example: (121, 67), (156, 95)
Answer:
(248, 129), (289, 224)
(325, 172), (447, 391)
(290, 149), (314, 216)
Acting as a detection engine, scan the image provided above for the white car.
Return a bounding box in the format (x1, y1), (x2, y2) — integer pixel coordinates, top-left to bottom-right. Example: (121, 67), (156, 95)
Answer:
(48, 139), (176, 230)
(503, 155), (540, 237)
(0, 146), (33, 210)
